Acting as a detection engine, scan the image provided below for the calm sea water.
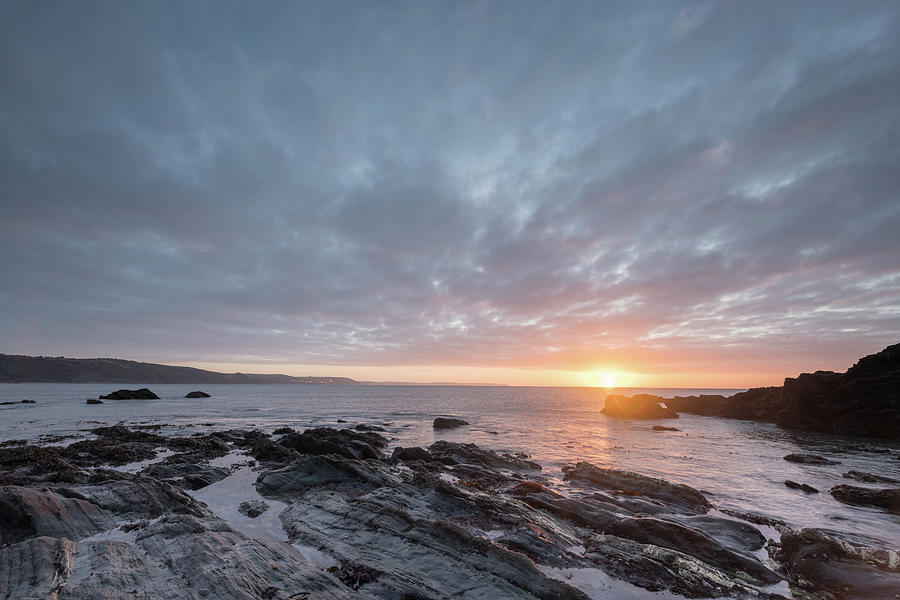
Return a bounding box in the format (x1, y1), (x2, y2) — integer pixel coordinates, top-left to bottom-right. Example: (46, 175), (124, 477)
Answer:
(2, 383), (898, 544)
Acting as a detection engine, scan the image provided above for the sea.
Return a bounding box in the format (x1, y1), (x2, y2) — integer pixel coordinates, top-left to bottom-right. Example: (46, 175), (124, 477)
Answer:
(2, 383), (898, 546)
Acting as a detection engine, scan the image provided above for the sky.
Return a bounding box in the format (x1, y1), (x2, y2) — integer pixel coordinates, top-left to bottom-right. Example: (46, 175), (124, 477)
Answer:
(1, 1), (899, 388)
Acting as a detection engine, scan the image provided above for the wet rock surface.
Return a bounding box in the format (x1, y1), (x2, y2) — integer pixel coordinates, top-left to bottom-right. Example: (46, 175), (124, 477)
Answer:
(185, 390), (211, 398)
(783, 453), (840, 465)
(2, 423), (896, 599)
(829, 484), (900, 514)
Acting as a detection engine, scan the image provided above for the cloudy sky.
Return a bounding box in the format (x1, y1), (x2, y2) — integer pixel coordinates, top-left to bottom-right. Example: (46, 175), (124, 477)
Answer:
(2, 1), (899, 386)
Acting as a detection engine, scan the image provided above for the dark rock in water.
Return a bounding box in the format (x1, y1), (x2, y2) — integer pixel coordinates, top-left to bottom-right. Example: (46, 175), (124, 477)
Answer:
(237, 500), (269, 518)
(830, 484), (900, 514)
(327, 559), (381, 590)
(86, 398), (103, 404)
(563, 461), (711, 514)
(843, 469), (900, 484)
(668, 343), (900, 439)
(21, 399), (35, 403)
(354, 423), (386, 432)
(185, 391), (211, 398)
(0, 399), (36, 405)
(601, 394), (678, 419)
(774, 528), (900, 599)
(783, 453), (840, 465)
(272, 426), (294, 435)
(99, 388), (159, 400)
(336, 419), (347, 423)
(784, 480), (819, 493)
(433, 417), (469, 429)
(279, 427), (387, 460)
(652, 425), (679, 431)
(429, 441), (541, 470)
(391, 446), (431, 462)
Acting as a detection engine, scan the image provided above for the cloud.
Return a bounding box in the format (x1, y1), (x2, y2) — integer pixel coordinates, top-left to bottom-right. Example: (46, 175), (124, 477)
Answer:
(1, 0), (899, 381)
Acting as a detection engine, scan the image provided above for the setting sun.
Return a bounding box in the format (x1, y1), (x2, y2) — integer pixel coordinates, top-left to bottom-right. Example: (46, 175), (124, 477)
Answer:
(588, 371), (620, 388)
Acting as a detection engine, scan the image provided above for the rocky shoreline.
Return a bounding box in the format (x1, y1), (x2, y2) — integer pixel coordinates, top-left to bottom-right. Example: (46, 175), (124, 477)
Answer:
(2, 423), (898, 599)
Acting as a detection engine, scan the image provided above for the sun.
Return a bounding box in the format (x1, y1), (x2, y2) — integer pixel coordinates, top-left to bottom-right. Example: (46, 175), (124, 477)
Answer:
(588, 371), (619, 388)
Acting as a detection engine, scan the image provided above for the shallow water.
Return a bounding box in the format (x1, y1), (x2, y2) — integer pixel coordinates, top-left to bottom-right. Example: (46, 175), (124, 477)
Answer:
(2, 383), (898, 544)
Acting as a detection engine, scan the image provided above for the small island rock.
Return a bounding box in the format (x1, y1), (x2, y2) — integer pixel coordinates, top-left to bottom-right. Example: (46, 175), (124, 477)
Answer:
(99, 388), (159, 400)
(185, 391), (211, 398)
(433, 417), (470, 429)
(86, 398), (103, 405)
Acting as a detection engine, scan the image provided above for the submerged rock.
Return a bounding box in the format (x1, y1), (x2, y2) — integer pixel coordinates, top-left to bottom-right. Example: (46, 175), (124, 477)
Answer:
(652, 425), (680, 431)
(0, 399), (36, 406)
(783, 453), (840, 465)
(99, 388), (160, 400)
(433, 417), (469, 429)
(784, 480), (819, 493)
(842, 469), (899, 484)
(237, 500), (269, 518)
(830, 484), (900, 514)
(601, 394), (679, 419)
(86, 398), (103, 404)
(185, 390), (211, 398)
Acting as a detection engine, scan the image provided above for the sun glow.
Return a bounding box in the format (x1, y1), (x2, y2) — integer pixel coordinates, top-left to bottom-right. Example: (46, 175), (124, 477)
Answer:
(588, 371), (619, 388)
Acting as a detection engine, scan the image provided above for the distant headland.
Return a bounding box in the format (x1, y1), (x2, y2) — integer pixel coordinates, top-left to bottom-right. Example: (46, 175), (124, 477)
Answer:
(0, 354), (358, 384)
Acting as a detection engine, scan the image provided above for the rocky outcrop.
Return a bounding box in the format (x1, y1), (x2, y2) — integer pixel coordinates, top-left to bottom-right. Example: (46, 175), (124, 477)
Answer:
(99, 387), (160, 400)
(86, 398), (103, 404)
(185, 390), (211, 398)
(278, 427), (387, 460)
(666, 343), (900, 439)
(830, 484), (900, 514)
(0, 399), (36, 406)
(433, 417), (469, 429)
(601, 394), (678, 419)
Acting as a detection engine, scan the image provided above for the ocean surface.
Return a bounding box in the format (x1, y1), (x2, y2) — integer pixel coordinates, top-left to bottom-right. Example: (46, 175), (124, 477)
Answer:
(2, 383), (898, 546)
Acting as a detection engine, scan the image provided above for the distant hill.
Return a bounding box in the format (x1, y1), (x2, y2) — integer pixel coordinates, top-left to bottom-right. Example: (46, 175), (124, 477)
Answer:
(0, 354), (358, 385)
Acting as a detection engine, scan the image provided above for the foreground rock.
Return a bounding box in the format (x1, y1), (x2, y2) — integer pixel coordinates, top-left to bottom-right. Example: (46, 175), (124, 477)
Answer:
(185, 390), (211, 398)
(830, 484), (900, 514)
(666, 342), (900, 439)
(433, 416), (469, 429)
(601, 394), (678, 419)
(99, 387), (160, 400)
(772, 528), (900, 599)
(10, 424), (895, 599)
(843, 470), (899, 484)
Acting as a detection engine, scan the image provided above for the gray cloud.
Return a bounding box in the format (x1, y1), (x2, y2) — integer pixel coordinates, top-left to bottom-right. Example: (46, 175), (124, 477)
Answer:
(1, 0), (899, 380)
